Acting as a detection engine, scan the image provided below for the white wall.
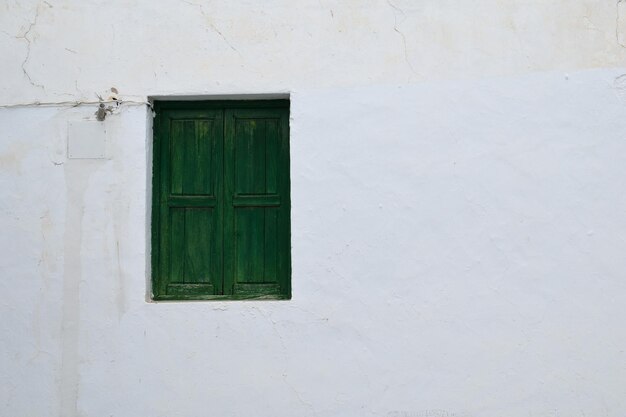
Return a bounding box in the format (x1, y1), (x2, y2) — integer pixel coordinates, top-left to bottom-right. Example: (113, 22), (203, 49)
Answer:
(2, 1), (626, 417)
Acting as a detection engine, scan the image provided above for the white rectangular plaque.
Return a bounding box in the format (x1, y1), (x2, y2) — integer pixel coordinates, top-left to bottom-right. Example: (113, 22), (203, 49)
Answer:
(67, 121), (106, 159)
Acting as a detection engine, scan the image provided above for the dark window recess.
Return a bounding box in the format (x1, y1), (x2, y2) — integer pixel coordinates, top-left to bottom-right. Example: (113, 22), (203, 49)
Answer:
(151, 100), (291, 300)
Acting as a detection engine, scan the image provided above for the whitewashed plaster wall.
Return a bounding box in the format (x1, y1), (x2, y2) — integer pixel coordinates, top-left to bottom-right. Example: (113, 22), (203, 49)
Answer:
(1, 1), (626, 417)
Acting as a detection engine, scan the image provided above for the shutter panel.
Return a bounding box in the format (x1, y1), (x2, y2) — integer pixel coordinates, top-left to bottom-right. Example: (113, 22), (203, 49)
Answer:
(154, 109), (224, 299)
(224, 108), (291, 298)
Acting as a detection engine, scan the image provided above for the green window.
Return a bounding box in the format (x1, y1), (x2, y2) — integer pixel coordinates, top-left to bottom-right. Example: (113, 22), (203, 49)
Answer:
(151, 100), (291, 300)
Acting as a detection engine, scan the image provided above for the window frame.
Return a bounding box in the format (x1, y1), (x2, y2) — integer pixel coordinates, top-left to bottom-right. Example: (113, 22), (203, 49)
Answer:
(150, 99), (291, 301)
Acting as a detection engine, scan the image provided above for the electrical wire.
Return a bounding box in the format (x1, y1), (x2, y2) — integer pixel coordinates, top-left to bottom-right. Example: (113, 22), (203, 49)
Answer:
(0, 99), (153, 110)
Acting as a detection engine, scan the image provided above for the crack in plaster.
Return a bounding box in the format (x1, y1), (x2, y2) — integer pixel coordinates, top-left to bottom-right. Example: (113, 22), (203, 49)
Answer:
(386, 0), (419, 79)
(613, 73), (626, 105)
(617, 0), (626, 47)
(281, 375), (317, 416)
(15, 2), (51, 90)
(180, 0), (241, 55)
(207, 22), (240, 54)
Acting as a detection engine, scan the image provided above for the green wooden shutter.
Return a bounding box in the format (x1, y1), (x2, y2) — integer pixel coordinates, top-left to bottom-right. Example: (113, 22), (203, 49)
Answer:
(152, 101), (290, 300)
(153, 109), (225, 299)
(224, 108), (291, 298)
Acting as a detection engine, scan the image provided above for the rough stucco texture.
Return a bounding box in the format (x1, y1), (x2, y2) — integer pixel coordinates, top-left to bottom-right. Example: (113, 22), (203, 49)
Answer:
(1, 0), (626, 102)
(2, 1), (626, 417)
(2, 69), (626, 417)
